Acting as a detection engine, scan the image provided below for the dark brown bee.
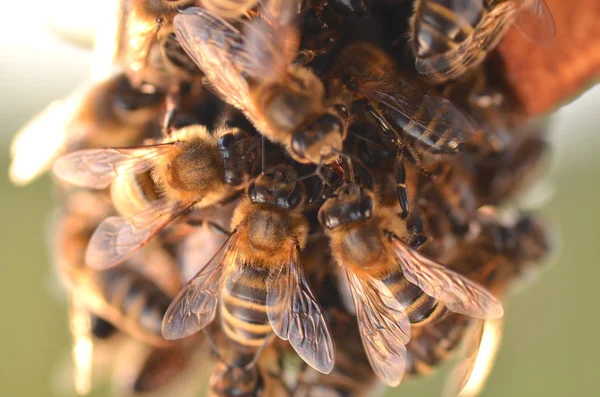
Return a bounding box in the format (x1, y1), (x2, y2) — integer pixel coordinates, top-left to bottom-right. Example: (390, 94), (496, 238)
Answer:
(319, 182), (503, 386)
(411, 0), (556, 82)
(163, 165), (335, 374)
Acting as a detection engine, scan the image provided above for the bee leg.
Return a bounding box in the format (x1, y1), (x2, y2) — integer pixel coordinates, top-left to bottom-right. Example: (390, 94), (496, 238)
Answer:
(162, 85), (181, 135)
(405, 208), (428, 249)
(395, 155), (410, 220)
(203, 328), (228, 365)
(243, 333), (275, 371)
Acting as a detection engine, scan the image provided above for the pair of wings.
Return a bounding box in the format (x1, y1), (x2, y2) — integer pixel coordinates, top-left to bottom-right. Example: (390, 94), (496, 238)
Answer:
(53, 143), (197, 269)
(173, 3), (299, 138)
(345, 236), (503, 386)
(415, 0), (556, 80)
(162, 232), (335, 374)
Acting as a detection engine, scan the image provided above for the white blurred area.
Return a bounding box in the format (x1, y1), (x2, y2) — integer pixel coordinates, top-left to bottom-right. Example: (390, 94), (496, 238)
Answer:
(0, 0), (598, 171)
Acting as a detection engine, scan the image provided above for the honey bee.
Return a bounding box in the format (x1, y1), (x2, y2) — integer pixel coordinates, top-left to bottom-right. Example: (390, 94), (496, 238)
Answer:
(318, 182), (503, 386)
(9, 74), (163, 186)
(208, 346), (290, 397)
(405, 209), (552, 397)
(53, 124), (257, 269)
(173, 1), (351, 165)
(411, 0), (556, 82)
(162, 165), (335, 374)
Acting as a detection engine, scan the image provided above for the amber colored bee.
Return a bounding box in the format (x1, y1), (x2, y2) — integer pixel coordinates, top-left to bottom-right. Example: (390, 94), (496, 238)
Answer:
(52, 124), (258, 269)
(173, 1), (351, 165)
(318, 182), (503, 386)
(162, 165), (335, 374)
(410, 0), (556, 82)
(9, 73), (163, 186)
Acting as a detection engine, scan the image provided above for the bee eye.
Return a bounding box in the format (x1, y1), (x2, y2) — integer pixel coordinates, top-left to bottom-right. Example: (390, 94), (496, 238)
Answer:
(333, 104), (350, 120)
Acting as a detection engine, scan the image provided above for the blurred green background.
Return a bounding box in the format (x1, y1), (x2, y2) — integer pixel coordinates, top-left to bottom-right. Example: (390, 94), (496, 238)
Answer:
(1, 2), (599, 397)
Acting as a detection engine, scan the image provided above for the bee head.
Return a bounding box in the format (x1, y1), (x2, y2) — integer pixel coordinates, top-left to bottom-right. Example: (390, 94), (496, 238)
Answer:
(291, 104), (349, 164)
(318, 183), (374, 230)
(248, 165), (305, 209)
(210, 362), (264, 397)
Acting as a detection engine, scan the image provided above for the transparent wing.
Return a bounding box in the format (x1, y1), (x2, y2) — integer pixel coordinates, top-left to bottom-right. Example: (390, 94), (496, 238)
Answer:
(242, 0), (300, 78)
(266, 248), (335, 374)
(162, 232), (239, 340)
(174, 8), (254, 110)
(357, 81), (475, 149)
(514, 0), (556, 45)
(53, 143), (174, 189)
(85, 199), (195, 269)
(346, 270), (410, 387)
(392, 238), (504, 319)
(9, 91), (87, 186)
(444, 318), (504, 397)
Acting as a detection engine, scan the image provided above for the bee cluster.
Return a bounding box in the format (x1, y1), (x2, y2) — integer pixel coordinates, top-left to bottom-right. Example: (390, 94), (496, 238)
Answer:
(10, 0), (560, 396)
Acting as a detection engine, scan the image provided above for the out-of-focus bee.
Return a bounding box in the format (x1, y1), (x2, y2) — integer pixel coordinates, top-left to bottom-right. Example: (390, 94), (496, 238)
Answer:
(406, 209), (552, 397)
(318, 181), (503, 386)
(410, 0), (556, 82)
(162, 165), (335, 374)
(53, 123), (258, 269)
(208, 345), (290, 397)
(9, 74), (163, 186)
(173, 1), (351, 165)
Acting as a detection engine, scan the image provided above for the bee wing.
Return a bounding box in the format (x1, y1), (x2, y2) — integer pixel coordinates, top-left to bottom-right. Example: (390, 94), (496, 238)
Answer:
(9, 91), (87, 186)
(52, 143), (174, 189)
(173, 8), (274, 135)
(357, 82), (475, 148)
(444, 318), (504, 397)
(162, 232), (240, 340)
(346, 270), (410, 387)
(266, 248), (335, 374)
(514, 0), (556, 45)
(85, 199), (196, 269)
(391, 238), (504, 319)
(242, 0), (300, 78)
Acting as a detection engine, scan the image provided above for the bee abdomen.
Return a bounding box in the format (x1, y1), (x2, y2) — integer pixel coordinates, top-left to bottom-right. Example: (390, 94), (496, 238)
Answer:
(97, 268), (171, 337)
(383, 269), (447, 325)
(221, 266), (271, 350)
(414, 0), (485, 58)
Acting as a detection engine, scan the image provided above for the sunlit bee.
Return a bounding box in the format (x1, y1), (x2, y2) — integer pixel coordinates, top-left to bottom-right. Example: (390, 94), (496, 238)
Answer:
(163, 165), (335, 374)
(318, 183), (503, 386)
(53, 124), (257, 269)
(9, 74), (162, 186)
(173, 1), (351, 165)
(327, 42), (475, 157)
(411, 0), (556, 82)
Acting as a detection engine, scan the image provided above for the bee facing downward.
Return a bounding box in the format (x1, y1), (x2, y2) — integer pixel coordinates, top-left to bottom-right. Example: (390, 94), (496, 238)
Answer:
(318, 182), (503, 386)
(53, 124), (257, 270)
(162, 165), (335, 375)
(173, 0), (350, 165)
(411, 0), (555, 82)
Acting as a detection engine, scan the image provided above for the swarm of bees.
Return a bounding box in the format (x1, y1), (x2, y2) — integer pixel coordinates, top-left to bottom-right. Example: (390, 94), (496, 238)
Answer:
(11, 0), (571, 396)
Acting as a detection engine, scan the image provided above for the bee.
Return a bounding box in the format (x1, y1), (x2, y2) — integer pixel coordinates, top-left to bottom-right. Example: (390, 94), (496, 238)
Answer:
(411, 0), (556, 82)
(318, 182), (503, 386)
(9, 73), (163, 186)
(208, 346), (290, 397)
(162, 165), (335, 374)
(173, 1), (351, 166)
(53, 123), (258, 270)
(405, 209), (552, 397)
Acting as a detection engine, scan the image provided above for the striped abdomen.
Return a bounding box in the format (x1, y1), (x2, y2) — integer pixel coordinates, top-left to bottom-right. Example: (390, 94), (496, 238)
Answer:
(405, 313), (471, 376)
(111, 171), (160, 219)
(220, 265), (272, 352)
(382, 268), (448, 326)
(413, 0), (485, 58)
(90, 268), (172, 346)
